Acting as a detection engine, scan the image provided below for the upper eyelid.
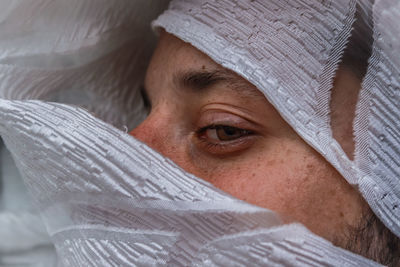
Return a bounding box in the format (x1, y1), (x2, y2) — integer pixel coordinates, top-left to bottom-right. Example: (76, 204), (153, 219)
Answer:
(197, 111), (261, 132)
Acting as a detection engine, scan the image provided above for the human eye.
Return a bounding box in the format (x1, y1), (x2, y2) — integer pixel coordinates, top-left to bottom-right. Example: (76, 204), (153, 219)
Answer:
(194, 123), (257, 156)
(198, 125), (253, 142)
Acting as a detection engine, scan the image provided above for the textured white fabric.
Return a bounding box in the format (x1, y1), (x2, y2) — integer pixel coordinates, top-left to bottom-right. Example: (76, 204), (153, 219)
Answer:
(0, 0), (159, 128)
(0, 0), (167, 265)
(0, 0), (397, 266)
(0, 100), (380, 266)
(354, 0), (400, 236)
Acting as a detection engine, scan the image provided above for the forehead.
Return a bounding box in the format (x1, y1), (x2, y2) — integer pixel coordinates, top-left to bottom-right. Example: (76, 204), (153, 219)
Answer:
(145, 32), (265, 96)
(147, 32), (222, 75)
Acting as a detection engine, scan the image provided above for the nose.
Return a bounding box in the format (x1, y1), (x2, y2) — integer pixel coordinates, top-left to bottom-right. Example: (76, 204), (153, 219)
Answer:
(129, 113), (172, 156)
(130, 115), (158, 148)
(130, 110), (196, 176)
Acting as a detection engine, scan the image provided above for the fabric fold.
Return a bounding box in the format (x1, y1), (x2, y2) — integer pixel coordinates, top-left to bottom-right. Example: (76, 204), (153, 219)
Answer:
(0, 99), (381, 266)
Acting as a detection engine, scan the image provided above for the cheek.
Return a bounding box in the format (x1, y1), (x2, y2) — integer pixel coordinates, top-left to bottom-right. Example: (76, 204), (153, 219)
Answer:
(194, 148), (302, 209)
(186, 141), (303, 207)
(184, 140), (365, 242)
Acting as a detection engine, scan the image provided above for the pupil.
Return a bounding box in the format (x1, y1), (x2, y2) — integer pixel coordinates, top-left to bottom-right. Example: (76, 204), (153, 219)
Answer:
(223, 126), (237, 136)
(215, 126), (242, 141)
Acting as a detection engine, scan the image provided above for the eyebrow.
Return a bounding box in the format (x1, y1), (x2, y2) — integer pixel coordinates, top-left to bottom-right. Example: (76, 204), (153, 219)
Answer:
(173, 69), (264, 99)
(175, 69), (232, 90)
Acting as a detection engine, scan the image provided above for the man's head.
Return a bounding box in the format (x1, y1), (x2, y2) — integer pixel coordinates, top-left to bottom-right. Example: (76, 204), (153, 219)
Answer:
(130, 31), (366, 245)
(129, 0), (400, 264)
(130, 30), (400, 265)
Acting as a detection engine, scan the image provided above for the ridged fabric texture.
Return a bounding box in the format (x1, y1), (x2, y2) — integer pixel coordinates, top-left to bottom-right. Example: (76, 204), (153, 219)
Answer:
(0, 0), (397, 266)
(0, 100), (380, 266)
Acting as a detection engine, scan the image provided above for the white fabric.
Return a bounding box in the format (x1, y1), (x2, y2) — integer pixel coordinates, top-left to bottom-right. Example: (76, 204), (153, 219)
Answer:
(0, 100), (379, 266)
(354, 0), (400, 236)
(0, 0), (397, 266)
(0, 0), (167, 265)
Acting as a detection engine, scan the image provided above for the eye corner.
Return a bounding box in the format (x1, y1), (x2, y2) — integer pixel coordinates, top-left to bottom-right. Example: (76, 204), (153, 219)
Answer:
(140, 84), (152, 110)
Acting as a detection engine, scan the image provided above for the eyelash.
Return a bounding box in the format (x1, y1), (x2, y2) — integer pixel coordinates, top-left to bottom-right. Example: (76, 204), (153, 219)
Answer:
(197, 125), (253, 139)
(195, 125), (255, 155)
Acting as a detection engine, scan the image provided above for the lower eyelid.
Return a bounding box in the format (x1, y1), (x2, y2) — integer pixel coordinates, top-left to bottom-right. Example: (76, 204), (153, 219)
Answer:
(194, 134), (258, 156)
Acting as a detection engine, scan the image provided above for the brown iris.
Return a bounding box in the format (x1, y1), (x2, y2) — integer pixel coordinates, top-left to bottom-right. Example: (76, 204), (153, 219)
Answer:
(205, 125), (252, 142)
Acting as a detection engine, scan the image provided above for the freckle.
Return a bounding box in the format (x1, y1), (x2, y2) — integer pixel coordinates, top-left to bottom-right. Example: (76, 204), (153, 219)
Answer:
(267, 159), (276, 165)
(339, 212), (344, 218)
(201, 65), (206, 70)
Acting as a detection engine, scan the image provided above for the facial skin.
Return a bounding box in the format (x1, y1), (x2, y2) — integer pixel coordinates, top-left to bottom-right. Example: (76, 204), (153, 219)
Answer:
(130, 32), (368, 247)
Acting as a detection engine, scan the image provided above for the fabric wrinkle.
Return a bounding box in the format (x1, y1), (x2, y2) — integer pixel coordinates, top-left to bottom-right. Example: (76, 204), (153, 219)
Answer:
(0, 0), (398, 266)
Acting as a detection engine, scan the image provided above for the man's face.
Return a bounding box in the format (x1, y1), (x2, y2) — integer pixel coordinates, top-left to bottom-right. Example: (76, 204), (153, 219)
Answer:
(130, 32), (366, 245)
